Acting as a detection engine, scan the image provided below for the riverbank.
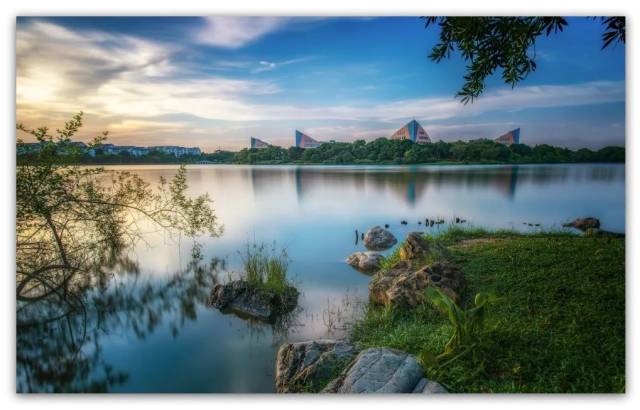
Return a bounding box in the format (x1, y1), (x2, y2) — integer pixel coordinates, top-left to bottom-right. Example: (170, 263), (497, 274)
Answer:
(347, 226), (625, 393)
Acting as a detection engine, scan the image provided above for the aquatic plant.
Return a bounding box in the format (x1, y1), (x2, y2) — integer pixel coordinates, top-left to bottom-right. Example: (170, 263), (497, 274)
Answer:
(240, 241), (291, 294)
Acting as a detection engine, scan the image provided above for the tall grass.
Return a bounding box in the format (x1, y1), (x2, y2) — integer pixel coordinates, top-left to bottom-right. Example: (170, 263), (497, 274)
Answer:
(241, 242), (290, 294)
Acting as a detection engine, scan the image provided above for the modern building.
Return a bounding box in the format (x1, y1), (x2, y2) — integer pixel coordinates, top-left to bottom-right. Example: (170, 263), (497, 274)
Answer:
(250, 137), (270, 149)
(295, 130), (322, 148)
(390, 119), (431, 144)
(494, 128), (521, 145)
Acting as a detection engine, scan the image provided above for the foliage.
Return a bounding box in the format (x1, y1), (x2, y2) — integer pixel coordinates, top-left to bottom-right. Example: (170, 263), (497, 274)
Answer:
(350, 229), (625, 392)
(16, 112), (222, 325)
(423, 17), (625, 103)
(240, 242), (291, 294)
(420, 288), (499, 368)
(19, 134), (625, 166)
(230, 139), (624, 165)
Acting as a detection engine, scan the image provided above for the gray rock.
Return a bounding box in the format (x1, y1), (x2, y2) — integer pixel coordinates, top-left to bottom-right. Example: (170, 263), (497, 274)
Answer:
(322, 348), (428, 393)
(412, 378), (448, 393)
(208, 280), (298, 322)
(363, 226), (398, 251)
(346, 251), (384, 273)
(275, 339), (359, 393)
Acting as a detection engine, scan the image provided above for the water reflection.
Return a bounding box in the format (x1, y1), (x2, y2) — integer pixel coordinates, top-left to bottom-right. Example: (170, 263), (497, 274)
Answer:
(16, 245), (222, 392)
(255, 164), (623, 206)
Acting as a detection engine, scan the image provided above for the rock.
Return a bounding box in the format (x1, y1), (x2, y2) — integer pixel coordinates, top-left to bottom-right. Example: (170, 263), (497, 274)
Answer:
(563, 217), (600, 231)
(369, 261), (465, 307)
(275, 340), (359, 393)
(322, 348), (441, 393)
(412, 378), (448, 393)
(363, 226), (398, 251)
(398, 232), (430, 261)
(346, 251), (384, 273)
(208, 280), (298, 322)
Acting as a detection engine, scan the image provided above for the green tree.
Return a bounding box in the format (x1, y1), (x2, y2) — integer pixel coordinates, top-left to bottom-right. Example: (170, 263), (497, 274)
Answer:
(16, 112), (222, 306)
(423, 17), (625, 103)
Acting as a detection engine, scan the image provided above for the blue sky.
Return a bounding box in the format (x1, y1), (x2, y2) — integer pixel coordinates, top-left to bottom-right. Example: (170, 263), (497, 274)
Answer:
(16, 16), (625, 150)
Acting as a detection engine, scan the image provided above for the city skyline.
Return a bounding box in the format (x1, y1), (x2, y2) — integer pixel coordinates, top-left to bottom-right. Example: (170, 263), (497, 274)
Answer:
(16, 16), (625, 151)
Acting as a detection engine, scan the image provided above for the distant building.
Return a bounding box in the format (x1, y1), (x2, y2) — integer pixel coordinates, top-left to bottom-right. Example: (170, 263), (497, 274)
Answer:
(17, 141), (201, 157)
(149, 146), (201, 157)
(295, 130), (322, 148)
(390, 120), (431, 144)
(250, 137), (270, 149)
(494, 128), (521, 145)
(97, 144), (200, 157)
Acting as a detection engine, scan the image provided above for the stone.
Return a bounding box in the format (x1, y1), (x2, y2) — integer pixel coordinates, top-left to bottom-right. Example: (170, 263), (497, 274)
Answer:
(363, 226), (398, 251)
(412, 378), (448, 393)
(322, 348), (439, 393)
(208, 280), (298, 322)
(275, 340), (359, 393)
(563, 217), (600, 231)
(398, 232), (430, 261)
(369, 261), (465, 307)
(346, 251), (384, 273)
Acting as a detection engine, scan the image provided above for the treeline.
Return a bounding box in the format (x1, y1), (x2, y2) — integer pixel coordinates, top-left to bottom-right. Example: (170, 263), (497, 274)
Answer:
(17, 138), (625, 165)
(227, 138), (625, 165)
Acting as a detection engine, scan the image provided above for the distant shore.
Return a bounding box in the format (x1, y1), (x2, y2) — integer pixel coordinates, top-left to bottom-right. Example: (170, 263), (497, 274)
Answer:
(17, 138), (625, 166)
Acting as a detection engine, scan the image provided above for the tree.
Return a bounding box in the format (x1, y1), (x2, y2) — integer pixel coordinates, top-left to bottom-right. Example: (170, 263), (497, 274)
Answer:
(16, 112), (222, 311)
(423, 17), (625, 103)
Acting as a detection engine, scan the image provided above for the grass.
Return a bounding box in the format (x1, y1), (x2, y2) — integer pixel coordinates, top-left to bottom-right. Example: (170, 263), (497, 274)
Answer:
(350, 226), (625, 393)
(241, 242), (291, 294)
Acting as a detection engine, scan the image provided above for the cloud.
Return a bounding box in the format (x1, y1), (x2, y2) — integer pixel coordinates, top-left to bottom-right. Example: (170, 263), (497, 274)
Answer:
(16, 20), (624, 151)
(252, 56), (315, 73)
(195, 17), (291, 49)
(16, 19), (282, 126)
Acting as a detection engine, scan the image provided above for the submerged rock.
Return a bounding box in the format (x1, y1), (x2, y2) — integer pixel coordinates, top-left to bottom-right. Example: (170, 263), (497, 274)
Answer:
(322, 348), (446, 394)
(563, 217), (600, 231)
(346, 251), (384, 273)
(363, 226), (398, 251)
(208, 280), (298, 322)
(275, 339), (359, 393)
(369, 261), (465, 306)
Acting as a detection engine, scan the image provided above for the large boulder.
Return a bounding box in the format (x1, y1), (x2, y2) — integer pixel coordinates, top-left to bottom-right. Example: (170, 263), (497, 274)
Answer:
(275, 340), (359, 393)
(369, 261), (465, 306)
(363, 226), (398, 251)
(346, 251), (384, 273)
(398, 232), (430, 261)
(208, 280), (298, 322)
(322, 348), (446, 394)
(563, 217), (600, 231)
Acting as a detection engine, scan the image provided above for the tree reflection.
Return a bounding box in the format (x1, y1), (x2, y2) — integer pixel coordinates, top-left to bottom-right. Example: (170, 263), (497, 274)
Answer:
(16, 114), (223, 392)
(17, 243), (224, 393)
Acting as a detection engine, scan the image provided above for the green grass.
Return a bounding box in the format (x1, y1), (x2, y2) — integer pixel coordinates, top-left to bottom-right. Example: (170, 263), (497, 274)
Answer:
(350, 227), (625, 393)
(241, 242), (291, 294)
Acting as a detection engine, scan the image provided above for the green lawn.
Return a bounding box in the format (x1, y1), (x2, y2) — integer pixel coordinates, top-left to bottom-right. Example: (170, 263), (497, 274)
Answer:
(350, 228), (625, 393)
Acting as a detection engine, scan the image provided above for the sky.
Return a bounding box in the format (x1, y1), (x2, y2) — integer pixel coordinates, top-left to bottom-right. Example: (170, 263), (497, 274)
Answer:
(15, 16), (625, 151)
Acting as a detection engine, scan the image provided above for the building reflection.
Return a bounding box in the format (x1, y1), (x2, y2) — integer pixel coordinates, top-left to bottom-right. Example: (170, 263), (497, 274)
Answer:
(252, 165), (541, 205)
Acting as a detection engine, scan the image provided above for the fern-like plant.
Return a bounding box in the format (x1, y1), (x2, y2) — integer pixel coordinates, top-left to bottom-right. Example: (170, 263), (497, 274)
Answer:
(420, 287), (499, 369)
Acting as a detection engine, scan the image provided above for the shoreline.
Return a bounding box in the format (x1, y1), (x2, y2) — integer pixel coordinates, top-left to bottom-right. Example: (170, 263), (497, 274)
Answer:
(282, 226), (625, 393)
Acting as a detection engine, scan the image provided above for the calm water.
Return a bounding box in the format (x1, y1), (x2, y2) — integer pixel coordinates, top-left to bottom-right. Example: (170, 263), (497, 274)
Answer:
(17, 163), (625, 393)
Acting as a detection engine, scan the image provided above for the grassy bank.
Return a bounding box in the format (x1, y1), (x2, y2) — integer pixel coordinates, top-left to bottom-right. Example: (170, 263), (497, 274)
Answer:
(350, 227), (625, 393)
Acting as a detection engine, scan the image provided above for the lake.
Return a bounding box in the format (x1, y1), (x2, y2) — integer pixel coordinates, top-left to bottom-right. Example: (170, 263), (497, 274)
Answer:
(16, 163), (625, 393)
